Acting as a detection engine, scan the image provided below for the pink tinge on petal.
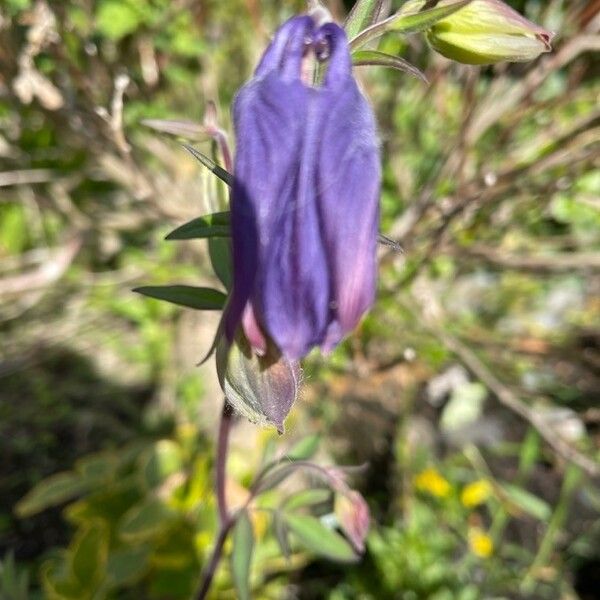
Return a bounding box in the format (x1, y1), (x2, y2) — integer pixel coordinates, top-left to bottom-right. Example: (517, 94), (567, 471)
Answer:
(242, 302), (268, 356)
(335, 490), (370, 553)
(320, 319), (342, 355)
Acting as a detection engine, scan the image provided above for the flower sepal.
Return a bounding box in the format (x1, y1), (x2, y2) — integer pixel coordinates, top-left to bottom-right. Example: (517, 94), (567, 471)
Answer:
(216, 331), (301, 433)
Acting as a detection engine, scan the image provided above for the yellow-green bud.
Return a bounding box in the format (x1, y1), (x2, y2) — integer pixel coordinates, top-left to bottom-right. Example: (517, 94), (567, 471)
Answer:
(424, 0), (554, 65)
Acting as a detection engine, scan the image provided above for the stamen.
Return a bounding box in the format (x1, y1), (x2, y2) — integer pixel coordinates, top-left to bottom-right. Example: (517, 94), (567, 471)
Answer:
(314, 38), (330, 62)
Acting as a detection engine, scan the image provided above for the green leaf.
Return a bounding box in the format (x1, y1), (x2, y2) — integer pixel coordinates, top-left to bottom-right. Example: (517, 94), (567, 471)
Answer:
(350, 0), (472, 49)
(106, 546), (150, 586)
(141, 440), (183, 488)
(256, 436), (321, 490)
(133, 285), (227, 310)
(96, 0), (143, 40)
(254, 463), (302, 495)
(501, 484), (552, 521)
(119, 498), (176, 542)
(345, 0), (386, 40)
(284, 514), (358, 563)
(209, 238), (233, 290)
(287, 434), (321, 461)
(41, 559), (83, 600)
(283, 489), (332, 511)
(75, 452), (117, 484)
(273, 511), (291, 559)
(518, 428), (541, 477)
(390, 0), (472, 33)
(166, 212), (231, 240)
(231, 511), (254, 600)
(0, 552), (29, 600)
(70, 522), (109, 588)
(65, 478), (141, 526)
(15, 472), (89, 517)
(352, 50), (428, 83)
(182, 144), (233, 187)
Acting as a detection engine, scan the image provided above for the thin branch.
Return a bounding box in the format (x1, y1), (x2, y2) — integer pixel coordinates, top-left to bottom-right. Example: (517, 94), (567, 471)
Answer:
(216, 401), (234, 525)
(446, 245), (600, 273)
(0, 169), (56, 187)
(432, 325), (600, 478)
(195, 400), (235, 600)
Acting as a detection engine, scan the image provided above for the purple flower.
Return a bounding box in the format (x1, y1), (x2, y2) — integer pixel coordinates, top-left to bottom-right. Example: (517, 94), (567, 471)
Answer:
(226, 15), (381, 360)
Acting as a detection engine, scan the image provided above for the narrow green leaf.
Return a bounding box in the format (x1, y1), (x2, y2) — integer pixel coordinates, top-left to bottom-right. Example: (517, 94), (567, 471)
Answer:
(119, 498), (176, 542)
(166, 211), (231, 240)
(501, 484), (552, 521)
(283, 489), (332, 511)
(182, 144), (233, 186)
(284, 514), (358, 563)
(141, 440), (183, 488)
(75, 452), (117, 484)
(273, 511), (291, 559)
(287, 434), (321, 461)
(390, 0), (472, 33)
(231, 511), (254, 600)
(254, 463), (302, 495)
(209, 238), (233, 291)
(15, 472), (89, 517)
(353, 50), (428, 83)
(133, 285), (227, 310)
(350, 0), (472, 49)
(345, 0), (386, 40)
(518, 428), (541, 477)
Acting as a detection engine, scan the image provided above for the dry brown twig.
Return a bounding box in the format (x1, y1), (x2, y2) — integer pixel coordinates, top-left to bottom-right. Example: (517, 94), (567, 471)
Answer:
(0, 169), (56, 188)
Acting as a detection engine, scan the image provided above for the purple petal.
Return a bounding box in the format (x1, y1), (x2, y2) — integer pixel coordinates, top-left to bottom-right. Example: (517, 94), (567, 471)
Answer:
(317, 25), (381, 347)
(255, 16), (314, 78)
(229, 18), (380, 360)
(227, 16), (315, 343)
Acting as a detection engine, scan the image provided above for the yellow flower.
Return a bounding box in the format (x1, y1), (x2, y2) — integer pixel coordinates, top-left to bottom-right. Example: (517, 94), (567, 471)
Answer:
(468, 528), (494, 558)
(414, 467), (451, 498)
(461, 480), (492, 509)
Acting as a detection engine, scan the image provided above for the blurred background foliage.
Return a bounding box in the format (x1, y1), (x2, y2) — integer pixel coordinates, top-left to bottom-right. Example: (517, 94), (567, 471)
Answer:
(1, 0), (599, 598)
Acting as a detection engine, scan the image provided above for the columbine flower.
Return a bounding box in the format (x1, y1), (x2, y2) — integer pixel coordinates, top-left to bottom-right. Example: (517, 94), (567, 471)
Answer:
(425, 0), (554, 65)
(226, 15), (381, 360)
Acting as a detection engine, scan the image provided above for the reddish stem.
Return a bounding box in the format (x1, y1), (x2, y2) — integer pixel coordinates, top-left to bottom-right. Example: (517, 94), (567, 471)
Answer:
(195, 400), (235, 600)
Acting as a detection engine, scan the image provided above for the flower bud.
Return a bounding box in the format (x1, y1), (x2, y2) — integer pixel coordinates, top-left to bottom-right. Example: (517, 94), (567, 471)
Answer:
(334, 490), (370, 553)
(425, 0), (554, 65)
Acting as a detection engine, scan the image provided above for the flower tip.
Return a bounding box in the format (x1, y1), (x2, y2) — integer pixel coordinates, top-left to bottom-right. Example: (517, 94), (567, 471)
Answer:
(537, 30), (555, 51)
